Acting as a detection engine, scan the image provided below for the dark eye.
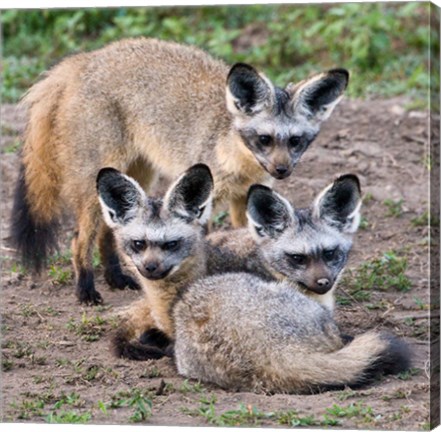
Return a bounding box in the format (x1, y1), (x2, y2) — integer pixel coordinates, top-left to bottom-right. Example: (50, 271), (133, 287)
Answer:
(162, 240), (180, 251)
(289, 136), (302, 148)
(286, 253), (308, 266)
(258, 135), (272, 146)
(132, 240), (147, 252)
(323, 248), (338, 261)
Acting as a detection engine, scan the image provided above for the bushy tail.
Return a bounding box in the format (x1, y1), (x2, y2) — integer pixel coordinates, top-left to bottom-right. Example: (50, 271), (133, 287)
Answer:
(10, 71), (67, 272)
(9, 164), (60, 272)
(291, 332), (411, 392)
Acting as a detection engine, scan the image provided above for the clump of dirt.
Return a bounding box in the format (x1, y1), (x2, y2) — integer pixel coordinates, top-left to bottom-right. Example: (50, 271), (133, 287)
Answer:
(0, 97), (432, 429)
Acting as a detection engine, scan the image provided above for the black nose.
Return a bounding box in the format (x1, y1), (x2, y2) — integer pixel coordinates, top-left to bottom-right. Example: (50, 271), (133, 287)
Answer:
(275, 165), (288, 176)
(145, 262), (158, 273)
(317, 278), (330, 287)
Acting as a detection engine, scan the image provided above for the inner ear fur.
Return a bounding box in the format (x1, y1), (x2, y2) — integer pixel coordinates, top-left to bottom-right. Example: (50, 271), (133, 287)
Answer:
(289, 68), (349, 121)
(226, 63), (274, 115)
(313, 174), (361, 233)
(246, 184), (294, 238)
(164, 164), (214, 223)
(96, 167), (145, 225)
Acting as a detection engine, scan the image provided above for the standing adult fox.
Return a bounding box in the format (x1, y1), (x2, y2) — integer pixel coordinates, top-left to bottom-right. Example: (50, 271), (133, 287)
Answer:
(11, 37), (349, 304)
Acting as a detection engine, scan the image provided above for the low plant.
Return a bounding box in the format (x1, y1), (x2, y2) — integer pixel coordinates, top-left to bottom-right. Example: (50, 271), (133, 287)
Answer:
(342, 250), (412, 302)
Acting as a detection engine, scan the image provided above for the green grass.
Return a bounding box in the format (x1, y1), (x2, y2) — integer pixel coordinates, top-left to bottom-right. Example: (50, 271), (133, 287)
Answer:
(182, 397), (380, 427)
(49, 250), (73, 266)
(179, 379), (206, 394)
(2, 3), (431, 103)
(359, 216), (369, 230)
(11, 399), (46, 420)
(326, 402), (374, 422)
(2, 357), (14, 372)
(46, 411), (92, 424)
(411, 210), (440, 227)
(48, 265), (72, 285)
(396, 367), (421, 381)
(276, 409), (320, 427)
(341, 250), (412, 302)
(66, 312), (108, 342)
(140, 366), (162, 379)
(3, 138), (22, 154)
(47, 251), (73, 284)
(212, 210), (229, 228)
(10, 262), (26, 275)
(383, 198), (404, 217)
(107, 388), (153, 423)
(183, 400), (273, 427)
(10, 392), (92, 423)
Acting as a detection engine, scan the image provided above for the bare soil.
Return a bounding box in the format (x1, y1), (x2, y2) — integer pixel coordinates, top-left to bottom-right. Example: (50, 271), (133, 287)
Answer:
(0, 97), (432, 429)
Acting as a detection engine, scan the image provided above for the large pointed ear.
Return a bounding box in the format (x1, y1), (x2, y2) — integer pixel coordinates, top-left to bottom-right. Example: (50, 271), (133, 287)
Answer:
(97, 167), (146, 228)
(164, 164), (214, 224)
(313, 174), (361, 233)
(226, 63), (274, 116)
(246, 185), (295, 239)
(289, 68), (349, 123)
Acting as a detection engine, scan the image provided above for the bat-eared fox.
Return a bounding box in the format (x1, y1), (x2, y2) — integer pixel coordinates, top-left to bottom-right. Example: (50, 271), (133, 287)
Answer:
(97, 164), (410, 393)
(207, 173), (363, 311)
(10, 38), (349, 305)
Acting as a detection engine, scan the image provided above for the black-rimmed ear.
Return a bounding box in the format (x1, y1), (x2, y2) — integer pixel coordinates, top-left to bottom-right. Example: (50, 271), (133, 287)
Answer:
(97, 167), (145, 227)
(164, 164), (214, 224)
(313, 174), (361, 233)
(226, 63), (274, 116)
(289, 68), (349, 122)
(246, 185), (294, 239)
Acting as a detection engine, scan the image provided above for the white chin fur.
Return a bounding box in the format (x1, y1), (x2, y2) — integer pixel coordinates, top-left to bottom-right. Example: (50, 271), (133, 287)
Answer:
(306, 288), (335, 313)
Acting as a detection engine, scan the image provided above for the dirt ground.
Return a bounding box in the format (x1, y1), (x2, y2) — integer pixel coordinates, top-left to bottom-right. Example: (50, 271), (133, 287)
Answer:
(0, 97), (433, 429)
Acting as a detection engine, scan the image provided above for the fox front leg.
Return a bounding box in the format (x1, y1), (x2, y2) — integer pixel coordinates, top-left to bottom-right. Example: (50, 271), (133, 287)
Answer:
(98, 224), (140, 291)
(229, 194), (248, 228)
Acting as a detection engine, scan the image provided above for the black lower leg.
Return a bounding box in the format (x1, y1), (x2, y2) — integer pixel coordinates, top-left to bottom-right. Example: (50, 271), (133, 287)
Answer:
(100, 229), (140, 290)
(139, 328), (171, 349)
(76, 268), (103, 305)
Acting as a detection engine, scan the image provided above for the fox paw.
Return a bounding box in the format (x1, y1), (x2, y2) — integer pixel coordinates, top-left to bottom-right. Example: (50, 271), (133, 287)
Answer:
(76, 269), (103, 305)
(76, 287), (103, 305)
(105, 268), (140, 290)
(139, 328), (171, 349)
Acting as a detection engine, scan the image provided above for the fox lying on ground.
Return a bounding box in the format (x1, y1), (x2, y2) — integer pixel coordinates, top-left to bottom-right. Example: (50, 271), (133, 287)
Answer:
(105, 168), (360, 359)
(10, 37), (349, 305)
(173, 271), (410, 393)
(98, 165), (410, 393)
(206, 174), (362, 311)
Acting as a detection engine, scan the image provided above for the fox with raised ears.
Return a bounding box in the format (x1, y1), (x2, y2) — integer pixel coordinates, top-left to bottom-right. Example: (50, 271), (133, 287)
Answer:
(97, 163), (214, 360)
(207, 174), (363, 312)
(104, 170), (360, 360)
(10, 37), (349, 305)
(98, 165), (410, 392)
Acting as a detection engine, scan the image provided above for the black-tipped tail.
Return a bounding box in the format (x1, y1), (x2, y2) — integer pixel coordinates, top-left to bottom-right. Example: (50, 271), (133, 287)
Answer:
(111, 327), (167, 361)
(9, 164), (60, 272)
(352, 333), (412, 388)
(367, 333), (412, 376)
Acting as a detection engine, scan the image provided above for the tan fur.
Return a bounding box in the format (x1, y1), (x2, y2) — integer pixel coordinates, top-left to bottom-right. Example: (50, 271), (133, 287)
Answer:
(117, 297), (156, 342)
(17, 38), (348, 304)
(256, 332), (388, 393)
(173, 273), (409, 393)
(19, 38), (266, 301)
